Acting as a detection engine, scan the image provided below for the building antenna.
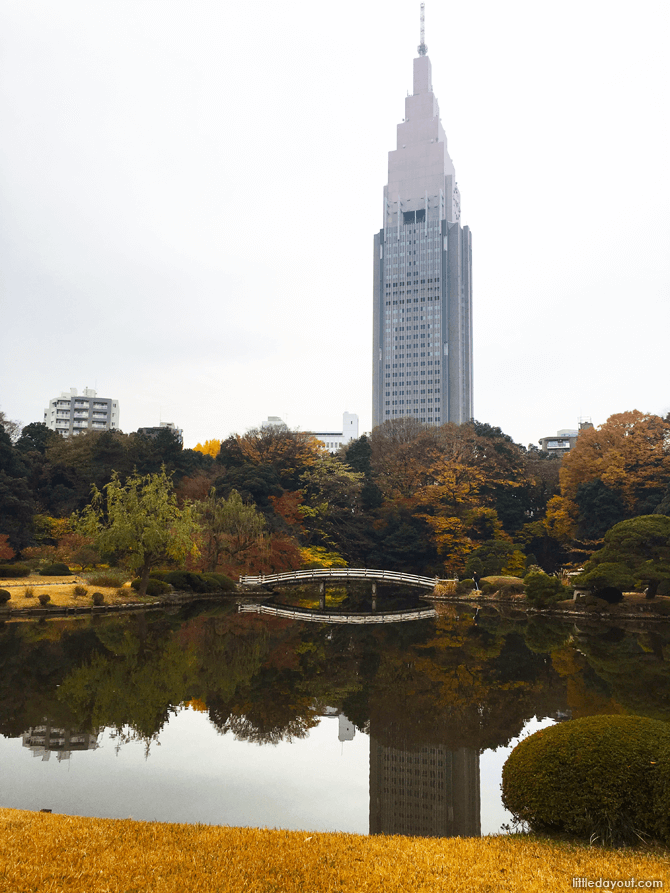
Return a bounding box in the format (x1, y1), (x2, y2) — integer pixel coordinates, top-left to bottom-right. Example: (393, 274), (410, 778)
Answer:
(418, 2), (428, 56)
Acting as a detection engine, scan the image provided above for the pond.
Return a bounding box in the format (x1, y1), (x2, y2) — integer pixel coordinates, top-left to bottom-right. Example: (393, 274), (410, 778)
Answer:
(1, 591), (669, 838)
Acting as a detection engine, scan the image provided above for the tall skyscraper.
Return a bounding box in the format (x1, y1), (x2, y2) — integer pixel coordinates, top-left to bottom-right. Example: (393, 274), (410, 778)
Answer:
(372, 8), (473, 428)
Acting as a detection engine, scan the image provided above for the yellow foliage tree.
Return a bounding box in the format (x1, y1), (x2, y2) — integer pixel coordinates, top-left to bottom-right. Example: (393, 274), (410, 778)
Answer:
(193, 439), (221, 458)
(299, 546), (348, 568)
(543, 495), (579, 543)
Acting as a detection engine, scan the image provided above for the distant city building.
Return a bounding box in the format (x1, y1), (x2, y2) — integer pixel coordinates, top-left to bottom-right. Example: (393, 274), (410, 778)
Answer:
(372, 11), (473, 429)
(538, 421), (593, 457)
(260, 412), (359, 453)
(311, 412), (359, 453)
(44, 388), (119, 437)
(261, 416), (288, 430)
(136, 421), (184, 445)
(22, 723), (100, 762)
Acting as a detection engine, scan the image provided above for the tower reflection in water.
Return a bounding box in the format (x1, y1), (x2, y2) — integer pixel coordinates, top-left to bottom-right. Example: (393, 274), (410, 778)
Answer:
(369, 727), (480, 838)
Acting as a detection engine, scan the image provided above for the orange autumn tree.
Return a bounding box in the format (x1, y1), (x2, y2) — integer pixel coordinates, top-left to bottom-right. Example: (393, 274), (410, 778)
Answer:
(234, 427), (326, 481)
(0, 534), (15, 561)
(558, 411), (670, 536)
(370, 420), (527, 576)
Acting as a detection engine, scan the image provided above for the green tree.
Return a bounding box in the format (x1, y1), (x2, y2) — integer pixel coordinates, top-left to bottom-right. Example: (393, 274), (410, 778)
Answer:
(577, 515), (670, 599)
(0, 422), (36, 552)
(75, 468), (200, 595)
(195, 488), (265, 572)
(574, 479), (627, 539)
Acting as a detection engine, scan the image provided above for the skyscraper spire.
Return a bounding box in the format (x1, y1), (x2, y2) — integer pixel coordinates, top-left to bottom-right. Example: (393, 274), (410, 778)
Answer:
(372, 13), (473, 429)
(418, 2), (428, 56)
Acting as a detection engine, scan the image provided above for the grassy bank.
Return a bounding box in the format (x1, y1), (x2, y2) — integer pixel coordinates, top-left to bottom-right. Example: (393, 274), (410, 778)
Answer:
(0, 575), (144, 609)
(1, 809), (668, 892)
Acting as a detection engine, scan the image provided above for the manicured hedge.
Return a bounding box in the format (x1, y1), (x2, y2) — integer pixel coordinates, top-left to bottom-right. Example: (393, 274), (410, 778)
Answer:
(502, 715), (670, 845)
(523, 571), (568, 606)
(150, 571), (236, 593)
(202, 573), (236, 592)
(39, 563), (72, 576)
(130, 578), (172, 596)
(0, 564), (30, 578)
(0, 589), (11, 604)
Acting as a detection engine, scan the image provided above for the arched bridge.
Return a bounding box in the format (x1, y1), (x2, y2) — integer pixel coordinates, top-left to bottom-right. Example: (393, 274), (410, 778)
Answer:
(238, 568), (444, 590)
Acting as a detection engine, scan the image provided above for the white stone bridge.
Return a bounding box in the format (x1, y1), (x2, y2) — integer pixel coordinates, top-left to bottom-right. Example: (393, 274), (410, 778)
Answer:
(239, 568), (444, 590)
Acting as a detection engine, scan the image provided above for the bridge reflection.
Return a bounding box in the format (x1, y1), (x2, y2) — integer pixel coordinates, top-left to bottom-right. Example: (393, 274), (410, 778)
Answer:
(237, 602), (437, 624)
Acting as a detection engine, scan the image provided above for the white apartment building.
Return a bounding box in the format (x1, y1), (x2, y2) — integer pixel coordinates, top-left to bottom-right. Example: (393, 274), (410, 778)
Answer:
(44, 388), (120, 437)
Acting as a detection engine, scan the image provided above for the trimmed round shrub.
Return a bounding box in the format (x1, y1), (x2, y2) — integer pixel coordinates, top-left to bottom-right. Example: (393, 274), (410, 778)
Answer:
(524, 570), (569, 607)
(154, 571), (234, 593)
(652, 738), (670, 844)
(143, 571), (235, 594)
(38, 593), (51, 606)
(0, 589), (11, 604)
(87, 571), (125, 588)
(130, 578), (172, 596)
(594, 586), (624, 604)
(39, 563), (72, 576)
(151, 570), (192, 591)
(202, 573), (237, 592)
(92, 592), (105, 606)
(455, 578), (476, 595)
(502, 715), (670, 845)
(0, 563), (30, 578)
(498, 581), (526, 597)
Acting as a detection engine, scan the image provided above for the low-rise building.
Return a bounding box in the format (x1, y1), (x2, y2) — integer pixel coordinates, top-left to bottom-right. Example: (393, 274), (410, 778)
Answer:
(136, 421), (183, 445)
(44, 388), (120, 437)
(538, 421), (593, 457)
(311, 412), (359, 453)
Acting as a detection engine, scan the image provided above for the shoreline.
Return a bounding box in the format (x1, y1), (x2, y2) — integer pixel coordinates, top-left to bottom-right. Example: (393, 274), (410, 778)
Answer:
(3, 575), (670, 622)
(2, 590), (670, 623)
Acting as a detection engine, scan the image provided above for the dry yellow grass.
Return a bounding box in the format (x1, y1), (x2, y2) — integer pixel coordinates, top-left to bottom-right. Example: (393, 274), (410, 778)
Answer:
(0, 809), (667, 893)
(432, 580), (457, 596)
(0, 576), (142, 608)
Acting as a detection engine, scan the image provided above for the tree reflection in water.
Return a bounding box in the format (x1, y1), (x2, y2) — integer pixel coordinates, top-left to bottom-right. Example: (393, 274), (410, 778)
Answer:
(0, 598), (668, 833)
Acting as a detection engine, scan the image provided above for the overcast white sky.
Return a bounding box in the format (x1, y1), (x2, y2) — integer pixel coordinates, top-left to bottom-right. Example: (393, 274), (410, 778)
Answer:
(1, 0), (668, 449)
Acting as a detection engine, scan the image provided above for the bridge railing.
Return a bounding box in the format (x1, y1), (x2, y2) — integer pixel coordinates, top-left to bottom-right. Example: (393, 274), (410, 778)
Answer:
(238, 567), (446, 589)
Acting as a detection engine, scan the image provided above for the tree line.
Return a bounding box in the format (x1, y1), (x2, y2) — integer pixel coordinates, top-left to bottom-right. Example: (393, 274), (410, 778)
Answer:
(1, 409), (670, 592)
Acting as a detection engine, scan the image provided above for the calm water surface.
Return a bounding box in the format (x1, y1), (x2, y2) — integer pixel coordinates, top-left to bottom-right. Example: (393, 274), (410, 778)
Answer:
(1, 592), (668, 838)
